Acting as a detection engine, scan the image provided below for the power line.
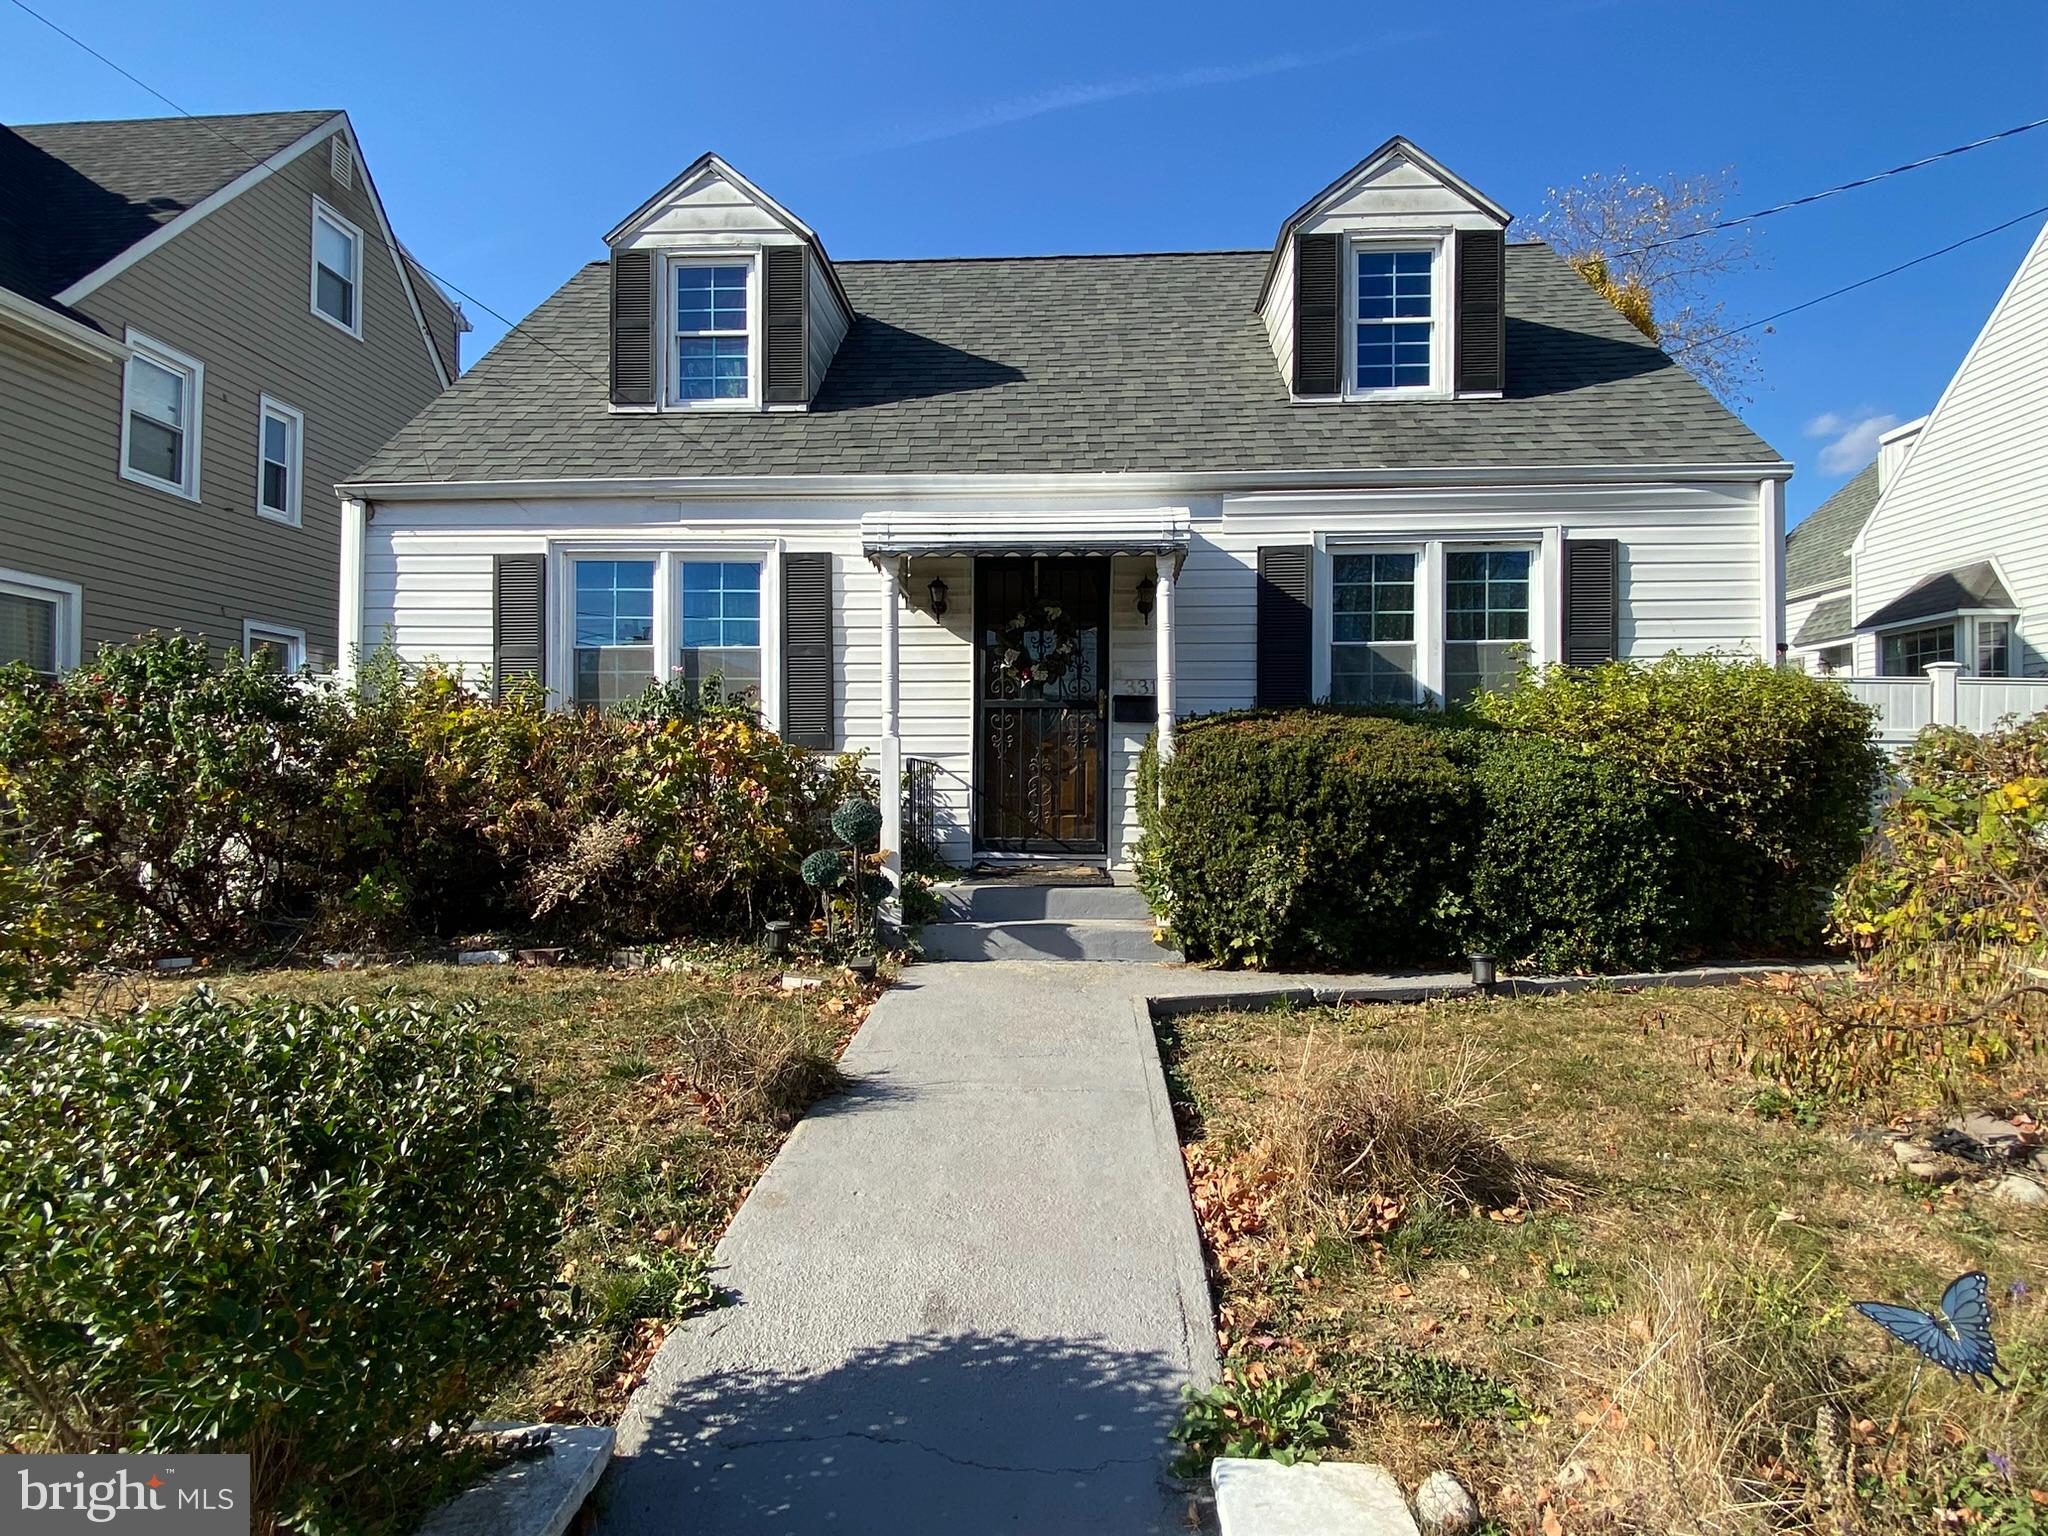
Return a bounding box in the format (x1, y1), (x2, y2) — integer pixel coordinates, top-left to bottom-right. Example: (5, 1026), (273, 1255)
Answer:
(4, 0), (607, 390)
(1615, 113), (2048, 257)
(1670, 202), (2048, 355)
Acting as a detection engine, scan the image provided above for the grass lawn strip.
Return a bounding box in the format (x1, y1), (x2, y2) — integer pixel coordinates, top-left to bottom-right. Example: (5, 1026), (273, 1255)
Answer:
(1161, 986), (2048, 1534)
(54, 956), (871, 1425)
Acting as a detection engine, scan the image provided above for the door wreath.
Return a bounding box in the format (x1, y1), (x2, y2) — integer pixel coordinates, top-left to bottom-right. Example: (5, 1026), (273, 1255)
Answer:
(995, 598), (1084, 694)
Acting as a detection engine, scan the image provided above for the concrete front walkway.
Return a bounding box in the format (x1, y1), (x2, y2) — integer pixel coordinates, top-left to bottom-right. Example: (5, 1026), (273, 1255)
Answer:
(599, 963), (1229, 1536)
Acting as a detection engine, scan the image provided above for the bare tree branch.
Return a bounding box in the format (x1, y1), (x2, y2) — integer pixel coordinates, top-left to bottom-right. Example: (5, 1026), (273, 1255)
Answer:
(1512, 167), (1763, 406)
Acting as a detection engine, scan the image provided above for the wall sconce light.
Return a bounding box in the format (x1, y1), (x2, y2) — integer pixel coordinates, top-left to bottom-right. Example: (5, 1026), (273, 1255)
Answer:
(1135, 574), (1157, 624)
(928, 577), (949, 619)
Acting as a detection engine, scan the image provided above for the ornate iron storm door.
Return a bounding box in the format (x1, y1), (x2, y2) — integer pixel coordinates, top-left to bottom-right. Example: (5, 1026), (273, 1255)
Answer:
(973, 557), (1110, 855)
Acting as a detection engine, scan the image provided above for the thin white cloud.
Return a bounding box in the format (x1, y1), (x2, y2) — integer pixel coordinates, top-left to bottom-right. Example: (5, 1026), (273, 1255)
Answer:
(1805, 408), (1900, 475)
(835, 38), (1427, 157)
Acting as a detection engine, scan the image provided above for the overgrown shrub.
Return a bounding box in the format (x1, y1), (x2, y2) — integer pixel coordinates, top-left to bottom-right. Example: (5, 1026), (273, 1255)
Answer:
(0, 639), (329, 961)
(1462, 735), (1685, 972)
(1138, 712), (1472, 967)
(0, 990), (562, 1534)
(1472, 654), (1883, 950)
(0, 638), (871, 965)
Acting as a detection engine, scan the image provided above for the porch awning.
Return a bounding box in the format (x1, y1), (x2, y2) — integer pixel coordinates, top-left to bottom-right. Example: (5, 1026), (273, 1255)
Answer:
(1856, 561), (2015, 631)
(859, 506), (1193, 561)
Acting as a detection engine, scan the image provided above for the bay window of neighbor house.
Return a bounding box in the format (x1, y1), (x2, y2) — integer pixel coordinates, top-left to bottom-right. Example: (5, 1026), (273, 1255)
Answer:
(1444, 550), (1531, 704)
(1880, 622), (1957, 677)
(678, 560), (762, 704)
(1330, 552), (1418, 704)
(573, 559), (657, 709)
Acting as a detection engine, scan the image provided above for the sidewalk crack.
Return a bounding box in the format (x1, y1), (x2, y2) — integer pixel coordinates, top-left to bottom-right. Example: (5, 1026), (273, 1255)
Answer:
(708, 1427), (1157, 1476)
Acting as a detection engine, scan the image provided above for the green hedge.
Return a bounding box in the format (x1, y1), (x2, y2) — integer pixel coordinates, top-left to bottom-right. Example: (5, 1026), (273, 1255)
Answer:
(0, 991), (561, 1534)
(1137, 712), (1473, 967)
(1471, 655), (1883, 951)
(1462, 735), (1683, 973)
(1138, 658), (1881, 971)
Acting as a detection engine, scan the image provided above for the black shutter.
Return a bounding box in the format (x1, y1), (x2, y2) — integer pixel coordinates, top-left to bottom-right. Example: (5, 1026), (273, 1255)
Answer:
(782, 552), (833, 748)
(1455, 229), (1506, 394)
(1291, 233), (1341, 397)
(1256, 546), (1314, 707)
(763, 246), (809, 405)
(493, 554), (545, 701)
(1562, 539), (1620, 667)
(610, 250), (656, 406)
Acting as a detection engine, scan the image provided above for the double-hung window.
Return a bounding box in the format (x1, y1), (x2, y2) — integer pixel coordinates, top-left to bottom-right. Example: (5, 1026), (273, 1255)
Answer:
(573, 559), (658, 709)
(312, 199), (363, 336)
(1444, 550), (1531, 703)
(1977, 619), (2013, 678)
(1353, 246), (1435, 393)
(671, 260), (751, 404)
(1880, 623), (1956, 677)
(678, 561), (762, 702)
(1330, 553), (1418, 704)
(0, 571), (79, 678)
(257, 397), (304, 524)
(121, 332), (201, 499)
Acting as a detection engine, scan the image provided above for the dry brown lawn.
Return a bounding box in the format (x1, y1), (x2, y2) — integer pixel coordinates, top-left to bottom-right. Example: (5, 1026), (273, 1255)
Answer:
(1162, 984), (2048, 1534)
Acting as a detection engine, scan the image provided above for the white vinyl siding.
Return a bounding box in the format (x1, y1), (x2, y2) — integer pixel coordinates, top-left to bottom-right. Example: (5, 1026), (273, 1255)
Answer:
(358, 478), (1771, 870)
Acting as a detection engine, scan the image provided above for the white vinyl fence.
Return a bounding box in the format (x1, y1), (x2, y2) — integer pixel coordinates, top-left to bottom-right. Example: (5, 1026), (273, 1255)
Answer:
(1838, 662), (2048, 745)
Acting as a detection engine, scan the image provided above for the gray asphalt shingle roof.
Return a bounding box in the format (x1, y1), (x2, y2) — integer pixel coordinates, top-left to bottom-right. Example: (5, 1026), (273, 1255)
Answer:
(0, 110), (336, 308)
(1793, 595), (1852, 647)
(354, 242), (1781, 485)
(1859, 561), (2015, 632)
(1784, 460), (1879, 596)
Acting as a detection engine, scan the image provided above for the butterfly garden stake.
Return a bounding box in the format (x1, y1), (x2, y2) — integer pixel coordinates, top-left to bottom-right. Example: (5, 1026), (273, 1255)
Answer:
(1852, 1270), (2007, 1435)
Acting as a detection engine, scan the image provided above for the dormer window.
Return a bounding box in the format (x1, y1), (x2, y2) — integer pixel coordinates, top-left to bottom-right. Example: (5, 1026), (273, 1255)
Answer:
(670, 258), (754, 406)
(1352, 245), (1438, 393)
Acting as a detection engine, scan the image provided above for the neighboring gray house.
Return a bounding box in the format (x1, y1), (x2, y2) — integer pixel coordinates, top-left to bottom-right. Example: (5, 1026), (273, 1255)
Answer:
(340, 138), (1789, 871)
(0, 109), (463, 675)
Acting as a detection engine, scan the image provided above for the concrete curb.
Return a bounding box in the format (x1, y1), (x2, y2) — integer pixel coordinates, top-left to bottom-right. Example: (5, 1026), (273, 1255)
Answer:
(1130, 996), (1223, 1396)
(417, 1425), (614, 1536)
(1142, 959), (1847, 1018)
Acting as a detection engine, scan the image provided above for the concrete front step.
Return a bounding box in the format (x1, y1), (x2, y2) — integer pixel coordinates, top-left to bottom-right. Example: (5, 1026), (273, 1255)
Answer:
(936, 880), (1154, 924)
(919, 917), (1182, 963)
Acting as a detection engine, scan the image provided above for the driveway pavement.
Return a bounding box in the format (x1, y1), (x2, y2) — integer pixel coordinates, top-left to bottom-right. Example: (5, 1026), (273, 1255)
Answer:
(598, 963), (1225, 1536)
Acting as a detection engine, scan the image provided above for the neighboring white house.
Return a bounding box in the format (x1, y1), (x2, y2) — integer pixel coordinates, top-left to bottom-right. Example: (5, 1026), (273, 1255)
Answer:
(1784, 420), (1922, 673)
(1837, 217), (2048, 681)
(338, 138), (1790, 871)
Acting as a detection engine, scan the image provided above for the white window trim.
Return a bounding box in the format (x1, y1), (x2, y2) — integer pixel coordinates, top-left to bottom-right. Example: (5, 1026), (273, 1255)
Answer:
(1343, 232), (1453, 402)
(255, 395), (305, 526)
(119, 329), (203, 501)
(310, 197), (365, 339)
(242, 620), (307, 671)
(547, 542), (783, 728)
(1313, 534), (1549, 705)
(0, 567), (83, 675)
(662, 250), (761, 412)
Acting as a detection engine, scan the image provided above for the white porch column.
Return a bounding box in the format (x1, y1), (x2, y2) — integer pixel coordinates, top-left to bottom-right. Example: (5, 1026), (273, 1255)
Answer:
(878, 556), (904, 924)
(1155, 551), (1177, 762)
(336, 497), (367, 684)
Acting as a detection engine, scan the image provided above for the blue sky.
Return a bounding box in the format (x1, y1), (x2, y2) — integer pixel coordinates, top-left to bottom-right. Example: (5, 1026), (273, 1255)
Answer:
(6, 0), (2045, 525)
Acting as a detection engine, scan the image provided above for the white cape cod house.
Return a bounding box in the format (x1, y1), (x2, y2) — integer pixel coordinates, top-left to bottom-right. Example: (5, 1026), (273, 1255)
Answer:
(337, 138), (1788, 871)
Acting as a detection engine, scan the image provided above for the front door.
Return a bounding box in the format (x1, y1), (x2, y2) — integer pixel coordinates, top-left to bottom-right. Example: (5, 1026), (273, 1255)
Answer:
(974, 557), (1109, 854)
